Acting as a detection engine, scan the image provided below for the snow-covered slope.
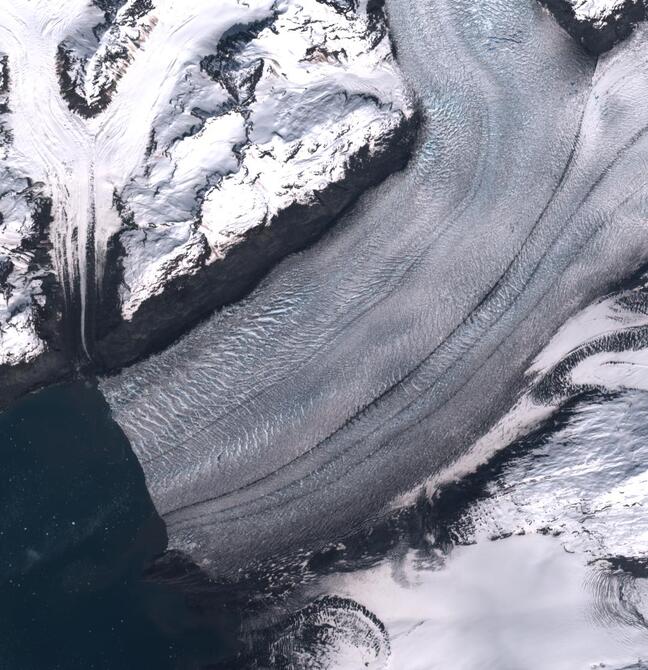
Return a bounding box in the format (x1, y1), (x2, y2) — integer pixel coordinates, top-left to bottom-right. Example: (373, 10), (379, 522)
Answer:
(0, 55), (47, 367)
(0, 48), (69, 396)
(101, 0), (648, 574)
(95, 0), (416, 365)
(0, 0), (415, 399)
(539, 0), (647, 53)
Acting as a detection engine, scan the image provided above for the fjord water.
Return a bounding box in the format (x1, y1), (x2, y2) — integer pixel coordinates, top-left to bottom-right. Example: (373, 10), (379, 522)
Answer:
(0, 383), (235, 670)
(3, 385), (648, 669)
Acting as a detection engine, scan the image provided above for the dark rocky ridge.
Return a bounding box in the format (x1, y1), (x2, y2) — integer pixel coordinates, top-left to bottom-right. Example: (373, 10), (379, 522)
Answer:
(0, 111), (419, 406)
(539, 0), (647, 54)
(93, 109), (420, 370)
(0, 0), (418, 408)
(57, 0), (154, 119)
(56, 45), (108, 119)
(85, 0), (420, 370)
(0, 200), (72, 408)
(0, 57), (69, 408)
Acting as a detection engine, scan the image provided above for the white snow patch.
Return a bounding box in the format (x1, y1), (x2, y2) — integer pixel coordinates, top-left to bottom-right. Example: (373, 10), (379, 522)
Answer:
(116, 0), (414, 319)
(318, 536), (648, 670)
(0, 0), (412, 360)
(570, 0), (631, 22)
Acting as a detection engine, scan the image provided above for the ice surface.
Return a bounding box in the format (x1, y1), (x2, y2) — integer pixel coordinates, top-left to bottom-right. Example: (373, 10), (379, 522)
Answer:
(0, 0), (411, 360)
(0, 52), (54, 366)
(0, 0), (96, 353)
(265, 390), (648, 668)
(318, 535), (648, 670)
(239, 383), (648, 668)
(103, 0), (648, 572)
(442, 390), (648, 560)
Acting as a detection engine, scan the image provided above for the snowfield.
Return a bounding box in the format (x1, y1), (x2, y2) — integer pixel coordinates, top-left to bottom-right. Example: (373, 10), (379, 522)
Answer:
(0, 0), (414, 380)
(540, 0), (647, 52)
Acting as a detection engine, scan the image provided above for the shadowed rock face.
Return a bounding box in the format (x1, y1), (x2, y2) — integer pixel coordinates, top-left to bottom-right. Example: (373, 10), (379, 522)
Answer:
(101, 0), (648, 575)
(93, 115), (418, 370)
(89, 0), (416, 370)
(0, 60), (69, 399)
(539, 0), (647, 54)
(0, 0), (415, 403)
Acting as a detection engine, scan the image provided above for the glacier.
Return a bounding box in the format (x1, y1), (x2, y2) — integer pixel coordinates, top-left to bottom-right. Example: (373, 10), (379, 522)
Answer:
(2, 0), (648, 665)
(102, 0), (648, 574)
(0, 0), (414, 395)
(1, 0), (648, 597)
(257, 389), (648, 669)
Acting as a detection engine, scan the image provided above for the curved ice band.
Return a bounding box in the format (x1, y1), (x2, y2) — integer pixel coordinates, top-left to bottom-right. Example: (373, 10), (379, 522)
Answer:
(104, 0), (648, 572)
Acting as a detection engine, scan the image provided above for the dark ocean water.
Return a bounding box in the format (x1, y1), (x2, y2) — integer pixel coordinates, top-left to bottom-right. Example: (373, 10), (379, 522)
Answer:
(0, 383), (238, 670)
(2, 383), (648, 670)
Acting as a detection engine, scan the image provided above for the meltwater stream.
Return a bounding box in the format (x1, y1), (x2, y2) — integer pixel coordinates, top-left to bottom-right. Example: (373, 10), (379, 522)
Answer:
(103, 0), (648, 572)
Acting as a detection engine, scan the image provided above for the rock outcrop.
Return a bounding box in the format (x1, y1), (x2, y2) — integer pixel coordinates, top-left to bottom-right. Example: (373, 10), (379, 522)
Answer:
(539, 0), (647, 54)
(0, 52), (70, 403)
(91, 0), (418, 368)
(0, 0), (416, 404)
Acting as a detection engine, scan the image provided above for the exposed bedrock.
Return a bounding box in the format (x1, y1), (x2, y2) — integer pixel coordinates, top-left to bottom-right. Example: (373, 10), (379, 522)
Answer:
(92, 115), (418, 369)
(0, 50), (70, 404)
(0, 189), (70, 407)
(57, 0), (156, 119)
(0, 0), (415, 402)
(89, 0), (417, 369)
(0, 255), (70, 408)
(539, 0), (647, 54)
